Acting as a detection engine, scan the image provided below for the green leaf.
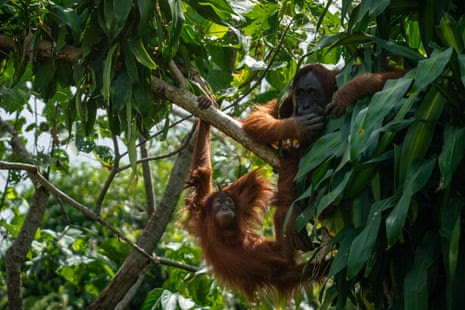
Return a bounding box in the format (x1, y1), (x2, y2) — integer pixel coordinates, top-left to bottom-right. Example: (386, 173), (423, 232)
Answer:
(404, 232), (440, 310)
(347, 195), (398, 279)
(386, 157), (436, 245)
(296, 131), (343, 180)
(186, 0), (236, 25)
(113, 0), (132, 23)
(347, 78), (412, 160)
(458, 54), (465, 87)
(317, 170), (352, 216)
(413, 48), (453, 91)
(449, 210), (461, 280)
(52, 4), (81, 42)
(122, 42), (139, 84)
(33, 58), (56, 99)
(243, 3), (279, 35)
(438, 13), (463, 53)
(141, 288), (164, 310)
(438, 125), (465, 189)
(357, 0), (390, 23)
(137, 0), (154, 34)
(329, 228), (358, 276)
(84, 99), (98, 135)
(405, 19), (422, 49)
(440, 197), (463, 285)
(398, 86), (445, 182)
(165, 0), (185, 60)
(367, 35), (424, 61)
(111, 71), (132, 112)
(418, 0), (435, 53)
(312, 32), (370, 54)
(101, 44), (118, 100)
(128, 38), (157, 69)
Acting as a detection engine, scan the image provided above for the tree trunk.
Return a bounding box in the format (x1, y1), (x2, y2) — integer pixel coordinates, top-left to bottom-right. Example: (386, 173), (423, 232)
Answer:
(88, 128), (195, 309)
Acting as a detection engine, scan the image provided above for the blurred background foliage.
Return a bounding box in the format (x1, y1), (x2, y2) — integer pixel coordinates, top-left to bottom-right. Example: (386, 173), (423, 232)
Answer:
(1, 0), (465, 308)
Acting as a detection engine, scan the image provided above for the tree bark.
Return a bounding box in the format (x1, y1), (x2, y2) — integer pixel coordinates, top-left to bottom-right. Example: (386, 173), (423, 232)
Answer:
(1, 117), (50, 310)
(151, 76), (280, 168)
(0, 35), (281, 308)
(0, 35), (279, 168)
(88, 128), (196, 310)
(6, 188), (49, 310)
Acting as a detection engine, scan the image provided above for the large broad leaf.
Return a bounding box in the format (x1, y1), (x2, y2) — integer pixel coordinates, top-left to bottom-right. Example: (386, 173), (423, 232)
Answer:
(412, 48), (453, 91)
(296, 131), (343, 180)
(185, 0), (236, 25)
(137, 0), (154, 35)
(112, 0), (132, 23)
(347, 77), (412, 160)
(111, 70), (132, 112)
(33, 58), (56, 100)
(141, 288), (164, 310)
(101, 44), (117, 100)
(458, 54), (465, 87)
(438, 125), (465, 189)
(398, 86), (445, 182)
(329, 228), (358, 276)
(52, 3), (81, 42)
(128, 38), (157, 69)
(386, 157), (436, 245)
(357, 0), (390, 23)
(440, 197), (463, 286)
(347, 195), (399, 279)
(316, 170), (352, 216)
(404, 232), (440, 310)
(165, 0), (185, 60)
(438, 13), (463, 54)
(367, 35), (424, 61)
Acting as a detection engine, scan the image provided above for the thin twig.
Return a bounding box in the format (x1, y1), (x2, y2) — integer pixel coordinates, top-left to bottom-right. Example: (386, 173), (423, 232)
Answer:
(139, 136), (155, 215)
(168, 60), (188, 90)
(229, 20), (294, 109)
(0, 161), (199, 273)
(95, 134), (121, 214)
(117, 128), (196, 173)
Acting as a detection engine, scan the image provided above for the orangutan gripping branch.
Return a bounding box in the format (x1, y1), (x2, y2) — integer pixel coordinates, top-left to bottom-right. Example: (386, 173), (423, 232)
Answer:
(184, 96), (326, 300)
(242, 64), (404, 251)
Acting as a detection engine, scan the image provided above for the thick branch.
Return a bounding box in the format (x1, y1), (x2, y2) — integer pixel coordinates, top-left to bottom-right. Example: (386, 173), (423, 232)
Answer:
(0, 35), (280, 168)
(1, 117), (50, 310)
(6, 188), (49, 310)
(0, 161), (198, 274)
(151, 76), (280, 168)
(0, 34), (80, 62)
(139, 137), (155, 215)
(88, 127), (196, 309)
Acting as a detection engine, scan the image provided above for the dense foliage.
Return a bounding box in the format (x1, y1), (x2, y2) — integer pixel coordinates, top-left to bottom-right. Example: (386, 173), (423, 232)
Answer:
(293, 1), (465, 309)
(0, 0), (464, 308)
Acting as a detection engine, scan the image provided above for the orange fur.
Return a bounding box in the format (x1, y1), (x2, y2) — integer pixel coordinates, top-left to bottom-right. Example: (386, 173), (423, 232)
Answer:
(184, 120), (324, 300)
(242, 64), (404, 251)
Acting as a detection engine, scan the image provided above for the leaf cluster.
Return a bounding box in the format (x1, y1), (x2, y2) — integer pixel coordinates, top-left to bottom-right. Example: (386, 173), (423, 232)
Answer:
(293, 0), (465, 308)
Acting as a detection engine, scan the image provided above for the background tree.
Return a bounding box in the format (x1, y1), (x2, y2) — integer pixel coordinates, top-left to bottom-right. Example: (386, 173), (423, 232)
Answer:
(0, 0), (464, 309)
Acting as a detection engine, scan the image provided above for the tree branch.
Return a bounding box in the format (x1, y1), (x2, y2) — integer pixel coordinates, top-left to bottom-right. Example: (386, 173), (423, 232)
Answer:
(95, 134), (121, 214)
(1, 117), (50, 310)
(88, 126), (197, 309)
(150, 76), (280, 168)
(0, 160), (199, 274)
(139, 136), (155, 216)
(0, 35), (280, 168)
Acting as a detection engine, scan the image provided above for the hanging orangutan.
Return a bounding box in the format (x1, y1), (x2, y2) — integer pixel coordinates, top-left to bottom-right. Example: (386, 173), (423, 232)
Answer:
(242, 64), (404, 251)
(184, 96), (327, 300)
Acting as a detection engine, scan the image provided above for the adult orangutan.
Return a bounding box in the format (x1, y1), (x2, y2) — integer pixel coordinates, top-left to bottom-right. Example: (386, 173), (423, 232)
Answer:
(184, 96), (326, 300)
(242, 64), (404, 251)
